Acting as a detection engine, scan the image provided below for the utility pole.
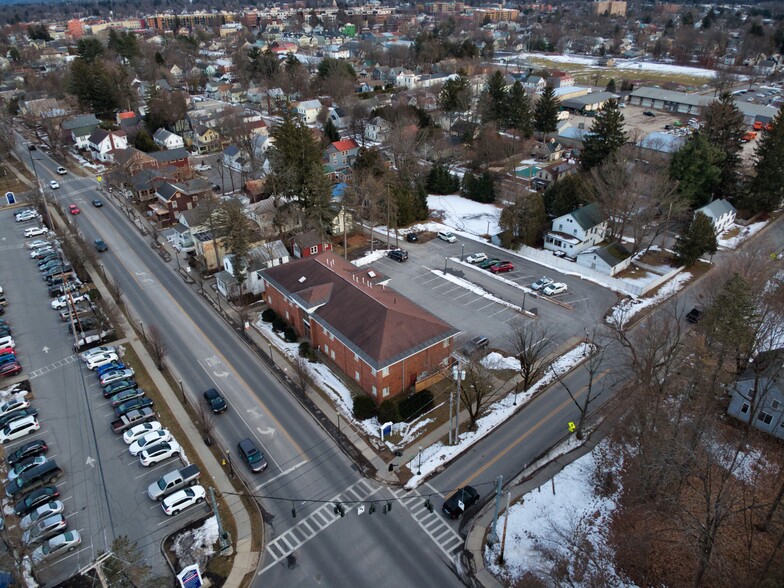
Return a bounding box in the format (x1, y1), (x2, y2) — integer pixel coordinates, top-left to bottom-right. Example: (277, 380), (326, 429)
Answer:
(498, 491), (513, 564)
(78, 552), (113, 586)
(451, 356), (465, 445)
(209, 487), (232, 554)
(448, 385), (454, 446)
(487, 475), (503, 545)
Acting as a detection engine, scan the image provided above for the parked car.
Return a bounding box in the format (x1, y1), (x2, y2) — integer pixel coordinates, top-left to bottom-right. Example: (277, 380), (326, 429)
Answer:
(30, 247), (54, 259)
(489, 261), (514, 274)
(31, 530), (81, 564)
(94, 239), (108, 252)
(95, 361), (126, 376)
(161, 485), (206, 516)
(442, 485), (480, 519)
(0, 397), (30, 418)
(465, 252), (487, 264)
(203, 388), (227, 414)
(128, 429), (171, 456)
(477, 257), (500, 270)
(406, 232), (418, 243)
(0, 416), (40, 444)
(139, 441), (181, 466)
(100, 369), (135, 386)
(643, 110), (656, 117)
(48, 180), (59, 190)
(14, 486), (60, 517)
(122, 421), (162, 444)
(81, 346), (117, 362)
(26, 239), (50, 250)
(6, 439), (48, 466)
(16, 210), (40, 223)
(237, 438), (268, 473)
(194, 163), (212, 171)
(7, 456), (47, 482)
(91, 199), (103, 207)
(0, 336), (15, 350)
(542, 282), (568, 296)
(462, 336), (489, 356)
(0, 408), (38, 429)
(24, 227), (49, 238)
(387, 249), (408, 262)
(437, 230), (457, 243)
(531, 276), (554, 291)
(103, 379), (138, 399)
(686, 307), (702, 324)
(19, 500), (64, 531)
(114, 397), (153, 418)
(85, 353), (119, 370)
(56, 167), (67, 175)
(0, 361), (21, 378)
(51, 293), (87, 310)
(110, 388), (144, 407)
(22, 513), (66, 545)
(68, 205), (80, 215)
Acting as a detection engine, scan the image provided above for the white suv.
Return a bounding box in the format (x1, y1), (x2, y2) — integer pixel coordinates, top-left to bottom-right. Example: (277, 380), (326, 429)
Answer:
(437, 231), (457, 243)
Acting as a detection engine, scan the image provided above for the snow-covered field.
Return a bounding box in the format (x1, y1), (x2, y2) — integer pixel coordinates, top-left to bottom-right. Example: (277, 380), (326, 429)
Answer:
(607, 271), (691, 327)
(485, 439), (632, 586)
(717, 221), (767, 250)
(427, 194), (502, 236)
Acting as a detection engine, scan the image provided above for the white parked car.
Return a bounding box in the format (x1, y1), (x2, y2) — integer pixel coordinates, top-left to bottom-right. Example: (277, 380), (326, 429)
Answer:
(20, 500), (65, 531)
(465, 252), (487, 264)
(30, 247), (54, 259)
(0, 415), (40, 444)
(0, 336), (15, 349)
(0, 396), (30, 418)
(123, 421), (163, 445)
(85, 353), (120, 370)
(542, 282), (568, 296)
(26, 239), (50, 250)
(194, 163), (212, 171)
(24, 226), (49, 238)
(49, 180), (59, 189)
(15, 210), (40, 222)
(161, 485), (206, 516)
(139, 440), (181, 467)
(22, 513), (66, 546)
(100, 368), (135, 386)
(51, 294), (87, 310)
(31, 530), (81, 564)
(80, 346), (116, 362)
(129, 430), (172, 456)
(531, 276), (554, 291)
(437, 230), (457, 243)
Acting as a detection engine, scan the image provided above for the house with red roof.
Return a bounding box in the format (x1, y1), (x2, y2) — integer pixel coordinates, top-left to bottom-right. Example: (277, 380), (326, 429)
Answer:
(262, 252), (458, 402)
(325, 138), (359, 170)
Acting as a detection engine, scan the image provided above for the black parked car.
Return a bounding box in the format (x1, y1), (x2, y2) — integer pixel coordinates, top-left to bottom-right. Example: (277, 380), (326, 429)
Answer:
(14, 486), (59, 517)
(6, 439), (48, 466)
(387, 249), (408, 262)
(442, 486), (480, 519)
(406, 232), (418, 243)
(203, 388), (227, 414)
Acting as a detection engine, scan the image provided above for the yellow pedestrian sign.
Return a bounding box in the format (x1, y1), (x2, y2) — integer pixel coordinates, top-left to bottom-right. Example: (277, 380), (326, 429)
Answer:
(96, 175), (102, 182)
(568, 422), (576, 433)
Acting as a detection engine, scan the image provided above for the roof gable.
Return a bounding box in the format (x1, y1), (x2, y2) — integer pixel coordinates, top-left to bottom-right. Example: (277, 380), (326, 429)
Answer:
(568, 202), (604, 230)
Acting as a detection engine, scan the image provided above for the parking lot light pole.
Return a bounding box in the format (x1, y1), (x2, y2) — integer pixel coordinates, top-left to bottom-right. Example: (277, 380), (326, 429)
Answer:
(460, 244), (464, 262)
(522, 291), (526, 311)
(268, 342), (274, 366)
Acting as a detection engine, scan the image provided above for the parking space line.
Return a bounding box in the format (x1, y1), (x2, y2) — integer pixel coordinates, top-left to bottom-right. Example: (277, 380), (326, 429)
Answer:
(3, 430), (51, 448)
(453, 291), (473, 300)
(476, 301), (495, 311)
(34, 544), (93, 571)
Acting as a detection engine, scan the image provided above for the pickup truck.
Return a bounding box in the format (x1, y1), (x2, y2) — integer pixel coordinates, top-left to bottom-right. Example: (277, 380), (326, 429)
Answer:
(686, 307), (702, 324)
(111, 407), (155, 433)
(147, 464), (201, 501)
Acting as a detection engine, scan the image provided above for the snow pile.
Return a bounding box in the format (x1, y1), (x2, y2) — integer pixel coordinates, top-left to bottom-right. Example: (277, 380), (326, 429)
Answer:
(405, 343), (593, 489)
(505, 52), (717, 78)
(607, 272), (692, 327)
(171, 516), (219, 568)
(482, 352), (520, 371)
(485, 440), (631, 587)
(427, 195), (502, 236)
(717, 221), (767, 250)
(352, 249), (392, 267)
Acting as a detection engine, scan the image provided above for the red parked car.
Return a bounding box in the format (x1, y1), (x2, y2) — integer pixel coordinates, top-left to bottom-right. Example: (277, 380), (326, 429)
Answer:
(0, 362), (22, 377)
(489, 261), (514, 274)
(68, 205), (80, 215)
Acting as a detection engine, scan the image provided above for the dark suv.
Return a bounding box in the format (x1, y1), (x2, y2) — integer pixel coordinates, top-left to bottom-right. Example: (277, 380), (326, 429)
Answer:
(203, 388), (227, 414)
(387, 249), (408, 263)
(237, 438), (268, 473)
(442, 485), (480, 519)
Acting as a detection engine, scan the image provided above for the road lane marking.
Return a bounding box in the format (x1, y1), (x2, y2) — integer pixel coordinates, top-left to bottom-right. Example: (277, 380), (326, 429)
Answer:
(254, 461), (308, 490)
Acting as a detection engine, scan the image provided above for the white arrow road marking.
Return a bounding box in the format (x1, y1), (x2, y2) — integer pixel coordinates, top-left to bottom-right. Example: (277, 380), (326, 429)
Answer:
(42, 347), (49, 353)
(85, 456), (96, 468)
(257, 426), (275, 437)
(213, 371), (229, 378)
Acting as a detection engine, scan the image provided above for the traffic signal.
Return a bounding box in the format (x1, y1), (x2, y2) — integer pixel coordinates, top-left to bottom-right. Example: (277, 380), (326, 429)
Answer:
(369, 503), (376, 515)
(383, 501), (393, 514)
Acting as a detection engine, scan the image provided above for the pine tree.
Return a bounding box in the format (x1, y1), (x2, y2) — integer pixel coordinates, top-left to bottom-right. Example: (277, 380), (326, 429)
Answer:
(670, 133), (723, 206)
(499, 193), (547, 248)
(324, 118), (340, 143)
(606, 78), (617, 93)
(580, 99), (628, 171)
(505, 81), (533, 138)
(426, 163), (460, 194)
(480, 70), (508, 127)
(533, 86), (560, 139)
(543, 175), (588, 217)
(745, 109), (784, 213)
(702, 92), (746, 200)
(216, 199), (253, 291)
(439, 69), (471, 115)
(461, 171), (495, 203)
(674, 212), (718, 266)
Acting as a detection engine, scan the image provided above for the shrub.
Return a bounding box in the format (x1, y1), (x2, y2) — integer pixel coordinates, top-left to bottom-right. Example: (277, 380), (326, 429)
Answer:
(284, 327), (298, 343)
(298, 341), (311, 357)
(272, 317), (286, 332)
(399, 390), (434, 422)
(261, 308), (277, 323)
(378, 399), (400, 424)
(352, 396), (378, 420)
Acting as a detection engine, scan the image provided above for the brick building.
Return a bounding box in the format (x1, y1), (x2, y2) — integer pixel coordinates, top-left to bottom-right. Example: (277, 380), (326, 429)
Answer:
(262, 253), (458, 402)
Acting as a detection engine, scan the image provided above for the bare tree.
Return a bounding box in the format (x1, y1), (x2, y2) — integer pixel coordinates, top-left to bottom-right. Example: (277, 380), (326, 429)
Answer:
(292, 355), (311, 395)
(108, 274), (123, 305)
(460, 358), (504, 431)
(194, 399), (215, 446)
(147, 324), (168, 370)
(507, 319), (553, 392)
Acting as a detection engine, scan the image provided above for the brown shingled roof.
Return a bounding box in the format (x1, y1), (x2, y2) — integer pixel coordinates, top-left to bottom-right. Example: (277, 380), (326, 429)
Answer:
(262, 252), (457, 369)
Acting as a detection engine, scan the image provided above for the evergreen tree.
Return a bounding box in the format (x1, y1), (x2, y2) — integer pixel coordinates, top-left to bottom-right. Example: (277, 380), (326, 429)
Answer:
(324, 118), (340, 143)
(542, 174), (588, 217)
(702, 92), (746, 200)
(674, 212), (718, 266)
(439, 69), (471, 115)
(134, 129), (159, 152)
(426, 163), (460, 194)
(745, 109), (784, 213)
(216, 199), (253, 291)
(461, 171), (495, 203)
(670, 133), (723, 206)
(480, 70), (508, 127)
(606, 78), (617, 93)
(580, 99), (628, 171)
(505, 81), (533, 138)
(76, 37), (104, 63)
(499, 193), (547, 248)
(533, 86), (560, 139)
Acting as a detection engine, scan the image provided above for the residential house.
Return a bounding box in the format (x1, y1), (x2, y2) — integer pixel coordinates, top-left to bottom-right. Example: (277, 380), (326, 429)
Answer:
(87, 129), (128, 163)
(151, 178), (212, 226)
(129, 166), (178, 202)
(150, 148), (192, 175)
(61, 114), (101, 149)
(397, 69), (419, 89)
(325, 139), (360, 170)
(727, 350), (784, 439)
(695, 199), (736, 235)
(532, 160), (578, 190)
(193, 125), (221, 154)
(261, 252), (459, 402)
(152, 128), (185, 150)
(365, 116), (391, 142)
(223, 145), (251, 174)
(523, 75), (547, 93)
(544, 203), (607, 256)
(216, 241), (290, 299)
(576, 242), (633, 276)
(291, 230), (333, 258)
(192, 228), (228, 271)
(548, 70), (575, 88)
(532, 139), (565, 162)
(328, 106), (350, 129)
(295, 99), (323, 124)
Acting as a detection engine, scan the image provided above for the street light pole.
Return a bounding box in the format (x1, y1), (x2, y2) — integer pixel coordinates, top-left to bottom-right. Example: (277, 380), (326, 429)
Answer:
(268, 342), (274, 366)
(226, 449), (235, 478)
(139, 320), (146, 343)
(417, 445), (422, 476)
(179, 378), (185, 403)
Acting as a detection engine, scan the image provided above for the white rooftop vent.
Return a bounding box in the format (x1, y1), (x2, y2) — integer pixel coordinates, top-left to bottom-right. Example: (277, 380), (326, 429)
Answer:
(367, 271), (376, 278)
(298, 276), (306, 283)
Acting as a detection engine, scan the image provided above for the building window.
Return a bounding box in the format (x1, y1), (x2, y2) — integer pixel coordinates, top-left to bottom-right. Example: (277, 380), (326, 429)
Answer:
(285, 311), (289, 320)
(370, 368), (376, 376)
(371, 386), (377, 396)
(381, 367), (389, 377)
(758, 411), (773, 425)
(382, 387), (389, 398)
(772, 400), (781, 411)
(324, 344), (329, 354)
(331, 350), (335, 360)
(355, 371), (360, 381)
(329, 332), (334, 341)
(354, 353), (359, 362)
(741, 403), (749, 414)
(310, 245), (319, 255)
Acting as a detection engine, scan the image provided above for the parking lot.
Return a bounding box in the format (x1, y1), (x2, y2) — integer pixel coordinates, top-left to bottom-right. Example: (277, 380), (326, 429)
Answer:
(0, 206), (204, 585)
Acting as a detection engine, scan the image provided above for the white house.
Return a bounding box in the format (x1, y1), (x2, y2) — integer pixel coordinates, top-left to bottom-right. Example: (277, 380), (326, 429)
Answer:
(365, 116), (391, 142)
(61, 114), (101, 150)
(216, 241), (290, 299)
(695, 199), (737, 235)
(87, 129), (128, 163)
(397, 69), (419, 89)
(152, 128), (185, 150)
(295, 99), (323, 124)
(524, 75), (547, 93)
(576, 242), (632, 276)
(544, 202), (607, 256)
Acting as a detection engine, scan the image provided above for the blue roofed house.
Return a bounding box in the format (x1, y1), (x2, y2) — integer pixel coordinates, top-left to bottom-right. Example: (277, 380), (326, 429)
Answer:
(727, 350), (784, 439)
(544, 203), (607, 257)
(695, 199), (737, 235)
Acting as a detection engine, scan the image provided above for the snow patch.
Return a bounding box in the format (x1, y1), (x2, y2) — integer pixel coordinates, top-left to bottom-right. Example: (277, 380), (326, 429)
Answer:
(607, 272), (692, 327)
(482, 352), (520, 371)
(427, 194), (502, 236)
(504, 52), (717, 78)
(717, 221), (767, 250)
(171, 516), (219, 568)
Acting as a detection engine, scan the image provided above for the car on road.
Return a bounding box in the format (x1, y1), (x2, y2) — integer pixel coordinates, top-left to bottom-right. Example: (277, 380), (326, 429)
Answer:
(237, 438), (268, 473)
(387, 249), (408, 262)
(19, 500), (64, 531)
(643, 111), (656, 117)
(442, 485), (480, 519)
(406, 232), (418, 243)
(7, 456), (47, 482)
(0, 408), (38, 429)
(129, 429), (171, 456)
(31, 530), (81, 564)
(91, 199), (103, 207)
(100, 368), (135, 386)
(114, 397), (153, 418)
(28, 145), (36, 151)
(531, 276), (554, 291)
(68, 204), (80, 215)
(203, 388), (227, 414)
(7, 439), (48, 466)
(0, 397), (30, 418)
(161, 485), (206, 516)
(24, 226), (49, 238)
(103, 379), (138, 399)
(48, 180), (59, 190)
(477, 257), (500, 270)
(686, 307), (702, 324)
(22, 513), (66, 545)
(465, 252), (487, 264)
(80, 346), (116, 362)
(0, 415), (40, 444)
(542, 282), (567, 296)
(56, 167), (67, 175)
(194, 163), (212, 171)
(14, 486), (60, 517)
(489, 261), (514, 274)
(94, 239), (108, 252)
(123, 421), (162, 444)
(84, 353), (119, 370)
(437, 230), (457, 243)
(110, 388), (144, 408)
(139, 440), (181, 467)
